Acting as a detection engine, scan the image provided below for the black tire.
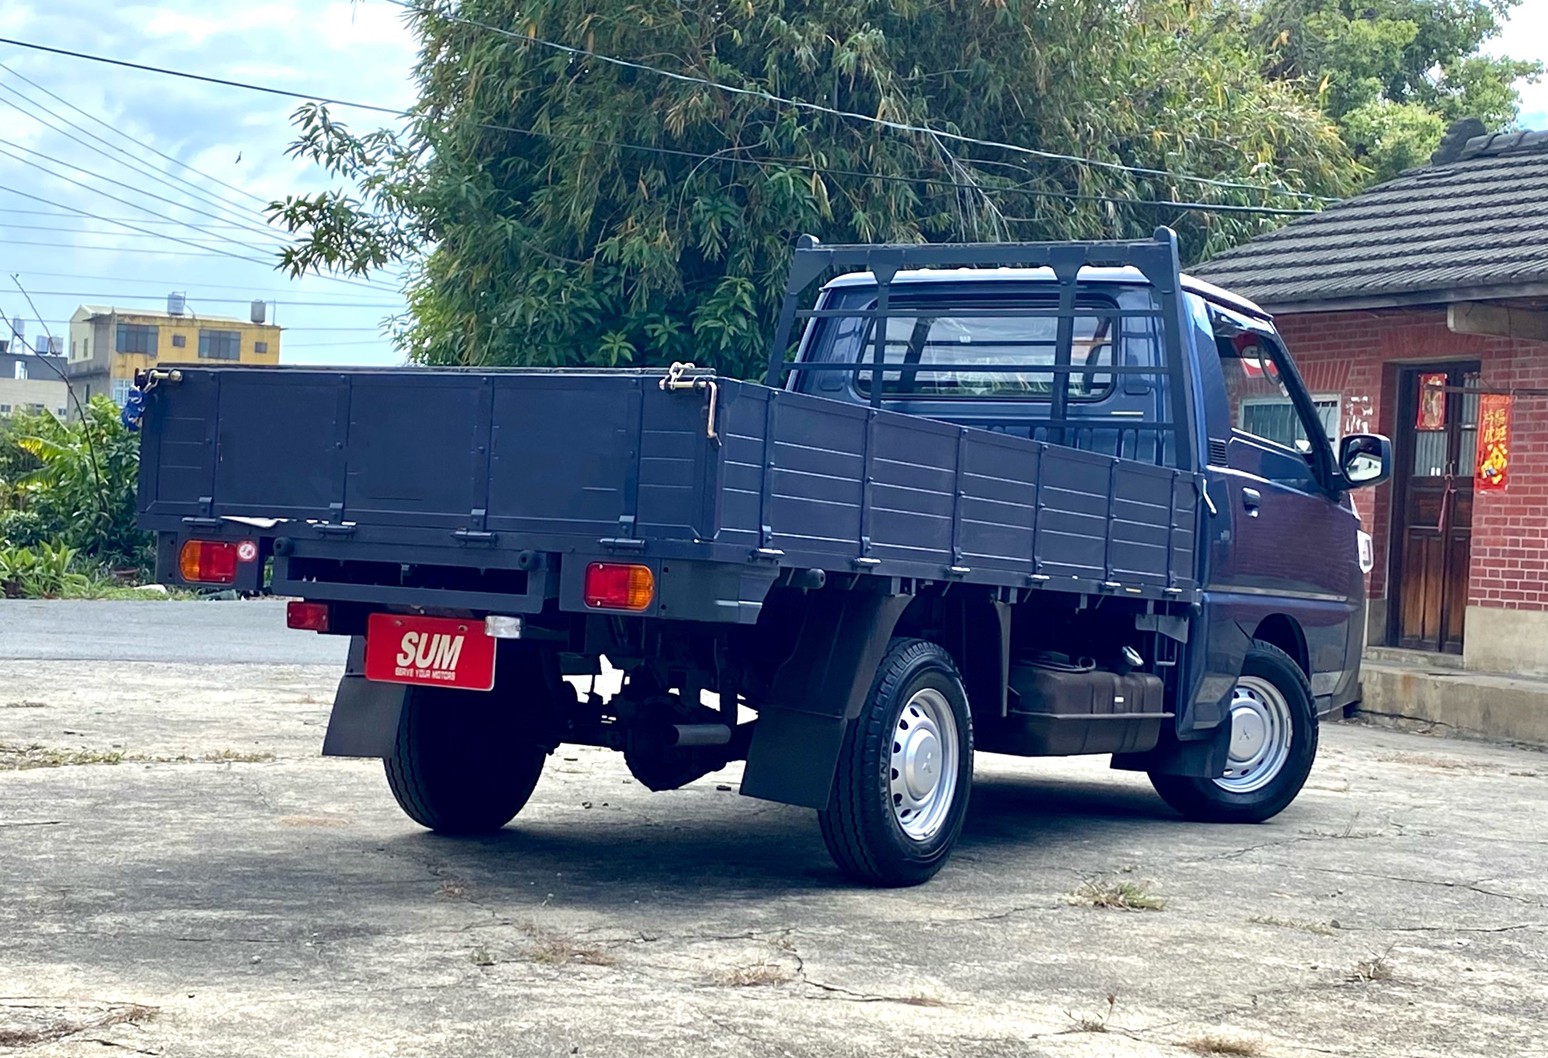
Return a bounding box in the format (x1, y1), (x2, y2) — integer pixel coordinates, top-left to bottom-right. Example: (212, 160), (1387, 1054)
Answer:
(1149, 641), (1318, 824)
(819, 638), (974, 887)
(384, 685), (547, 834)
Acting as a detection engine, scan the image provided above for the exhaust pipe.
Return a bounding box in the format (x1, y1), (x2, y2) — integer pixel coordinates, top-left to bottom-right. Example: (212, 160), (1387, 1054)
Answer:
(670, 723), (733, 747)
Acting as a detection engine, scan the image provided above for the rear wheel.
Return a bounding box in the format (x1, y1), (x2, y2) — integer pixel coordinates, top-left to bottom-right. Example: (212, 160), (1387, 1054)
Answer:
(1149, 641), (1317, 824)
(819, 639), (974, 887)
(384, 685), (547, 834)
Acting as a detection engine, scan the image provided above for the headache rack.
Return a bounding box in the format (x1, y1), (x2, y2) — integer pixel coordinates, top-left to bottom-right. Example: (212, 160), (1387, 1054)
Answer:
(765, 227), (1200, 474)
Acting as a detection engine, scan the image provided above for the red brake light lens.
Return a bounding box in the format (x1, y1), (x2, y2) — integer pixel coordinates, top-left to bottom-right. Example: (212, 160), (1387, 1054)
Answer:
(178, 539), (237, 584)
(583, 562), (655, 611)
(286, 601), (330, 632)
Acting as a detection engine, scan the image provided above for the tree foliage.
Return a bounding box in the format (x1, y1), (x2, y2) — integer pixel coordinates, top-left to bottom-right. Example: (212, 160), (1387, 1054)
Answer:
(1227, 0), (1540, 180)
(270, 0), (1535, 375)
(273, 0), (1359, 377)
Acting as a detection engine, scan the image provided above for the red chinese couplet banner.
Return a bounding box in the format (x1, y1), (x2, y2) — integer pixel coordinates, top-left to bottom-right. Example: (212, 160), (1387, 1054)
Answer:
(1416, 372), (1447, 430)
(1475, 393), (1511, 490)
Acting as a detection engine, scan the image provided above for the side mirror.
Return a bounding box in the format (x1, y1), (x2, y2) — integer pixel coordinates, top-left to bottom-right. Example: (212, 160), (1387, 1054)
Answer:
(1339, 433), (1392, 488)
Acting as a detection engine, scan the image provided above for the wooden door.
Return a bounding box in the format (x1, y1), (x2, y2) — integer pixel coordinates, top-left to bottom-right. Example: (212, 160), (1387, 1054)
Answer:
(1392, 363), (1479, 653)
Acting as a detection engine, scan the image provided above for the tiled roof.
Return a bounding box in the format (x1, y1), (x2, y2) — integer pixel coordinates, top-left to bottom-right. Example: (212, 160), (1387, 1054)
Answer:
(1191, 128), (1548, 307)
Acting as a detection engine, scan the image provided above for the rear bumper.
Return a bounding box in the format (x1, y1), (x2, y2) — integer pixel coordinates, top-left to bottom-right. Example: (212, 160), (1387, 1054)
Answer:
(156, 530), (780, 624)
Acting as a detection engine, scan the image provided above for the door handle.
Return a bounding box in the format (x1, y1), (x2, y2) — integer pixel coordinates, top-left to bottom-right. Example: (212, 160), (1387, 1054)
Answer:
(1241, 487), (1262, 517)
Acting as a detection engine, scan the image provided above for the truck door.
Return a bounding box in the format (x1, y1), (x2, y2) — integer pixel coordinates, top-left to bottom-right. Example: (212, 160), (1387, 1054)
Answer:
(1203, 320), (1362, 709)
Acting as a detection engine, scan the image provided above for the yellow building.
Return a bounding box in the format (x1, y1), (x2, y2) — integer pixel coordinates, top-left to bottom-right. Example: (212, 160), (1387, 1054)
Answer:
(66, 301), (282, 409)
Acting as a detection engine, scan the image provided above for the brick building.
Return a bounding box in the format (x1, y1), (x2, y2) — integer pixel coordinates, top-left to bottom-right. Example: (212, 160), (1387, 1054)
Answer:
(1194, 121), (1548, 676)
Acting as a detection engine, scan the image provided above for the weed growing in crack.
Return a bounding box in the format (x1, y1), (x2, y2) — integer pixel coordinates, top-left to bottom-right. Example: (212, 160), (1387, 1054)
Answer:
(1184, 1033), (1264, 1056)
(1248, 914), (1337, 936)
(1070, 878), (1166, 911)
(716, 962), (796, 987)
(521, 923), (616, 966)
(1067, 993), (1117, 1032)
(1349, 948), (1396, 982)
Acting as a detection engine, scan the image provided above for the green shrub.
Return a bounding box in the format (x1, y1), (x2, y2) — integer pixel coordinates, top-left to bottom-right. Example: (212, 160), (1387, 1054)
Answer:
(0, 508), (51, 549)
(0, 541), (89, 599)
(9, 399), (151, 575)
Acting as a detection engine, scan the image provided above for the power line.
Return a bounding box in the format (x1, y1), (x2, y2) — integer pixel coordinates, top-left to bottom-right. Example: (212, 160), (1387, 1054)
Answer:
(0, 182), (275, 265)
(0, 37), (404, 117)
(0, 235), (281, 259)
(10, 291), (400, 308)
(0, 74), (278, 238)
(0, 31), (1330, 216)
(0, 186), (400, 292)
(0, 207), (258, 229)
(0, 135), (285, 253)
(0, 60), (270, 206)
(0, 267), (406, 296)
(387, 0), (1340, 204)
(0, 221), (270, 242)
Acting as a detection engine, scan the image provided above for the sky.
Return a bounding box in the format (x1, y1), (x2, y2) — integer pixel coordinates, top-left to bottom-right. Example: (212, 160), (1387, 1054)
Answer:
(0, 1), (1543, 369)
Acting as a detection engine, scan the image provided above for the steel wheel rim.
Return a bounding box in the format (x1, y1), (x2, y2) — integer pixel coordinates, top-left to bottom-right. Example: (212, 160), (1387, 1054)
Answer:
(1214, 675), (1293, 795)
(889, 687), (959, 841)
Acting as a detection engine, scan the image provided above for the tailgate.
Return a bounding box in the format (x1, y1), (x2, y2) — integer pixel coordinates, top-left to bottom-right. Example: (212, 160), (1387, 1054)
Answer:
(136, 367), (718, 544)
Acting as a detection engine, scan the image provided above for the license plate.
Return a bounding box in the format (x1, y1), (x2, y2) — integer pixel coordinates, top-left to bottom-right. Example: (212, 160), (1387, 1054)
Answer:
(364, 614), (496, 691)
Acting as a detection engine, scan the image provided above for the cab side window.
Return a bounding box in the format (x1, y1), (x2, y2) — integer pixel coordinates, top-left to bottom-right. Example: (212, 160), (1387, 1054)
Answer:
(1216, 332), (1327, 491)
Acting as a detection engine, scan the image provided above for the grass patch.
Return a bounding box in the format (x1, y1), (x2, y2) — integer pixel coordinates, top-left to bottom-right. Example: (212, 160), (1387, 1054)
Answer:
(1349, 949), (1395, 982)
(0, 743), (127, 769)
(1070, 878), (1166, 911)
(521, 923), (616, 967)
(1376, 752), (1483, 772)
(192, 749), (275, 764)
(0, 742), (274, 770)
(1184, 1034), (1264, 1056)
(716, 962), (796, 987)
(0, 1003), (156, 1047)
(1248, 914), (1337, 936)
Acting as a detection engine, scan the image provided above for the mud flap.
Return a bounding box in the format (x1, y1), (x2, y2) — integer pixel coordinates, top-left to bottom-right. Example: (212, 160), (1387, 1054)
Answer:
(321, 637), (405, 758)
(740, 592), (912, 810)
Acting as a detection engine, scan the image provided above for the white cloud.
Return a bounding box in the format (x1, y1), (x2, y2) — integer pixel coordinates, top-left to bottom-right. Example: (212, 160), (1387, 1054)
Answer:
(0, 0), (416, 365)
(1487, 0), (1548, 128)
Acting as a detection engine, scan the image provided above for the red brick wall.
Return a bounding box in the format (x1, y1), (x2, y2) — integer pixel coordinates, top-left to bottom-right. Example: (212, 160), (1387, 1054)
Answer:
(1273, 306), (1548, 613)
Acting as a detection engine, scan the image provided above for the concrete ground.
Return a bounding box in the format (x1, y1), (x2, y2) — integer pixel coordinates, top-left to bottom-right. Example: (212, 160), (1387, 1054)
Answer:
(2, 602), (1546, 1058)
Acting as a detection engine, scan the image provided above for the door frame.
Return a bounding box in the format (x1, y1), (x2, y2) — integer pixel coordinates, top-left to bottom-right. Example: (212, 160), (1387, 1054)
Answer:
(1386, 360), (1479, 652)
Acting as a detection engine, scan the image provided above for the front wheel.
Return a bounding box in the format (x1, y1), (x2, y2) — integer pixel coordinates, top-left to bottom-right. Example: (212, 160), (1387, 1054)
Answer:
(1149, 641), (1317, 823)
(385, 685), (547, 834)
(819, 639), (974, 887)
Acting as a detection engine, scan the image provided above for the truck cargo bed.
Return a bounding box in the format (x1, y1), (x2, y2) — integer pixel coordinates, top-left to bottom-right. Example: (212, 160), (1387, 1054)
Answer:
(137, 366), (1201, 604)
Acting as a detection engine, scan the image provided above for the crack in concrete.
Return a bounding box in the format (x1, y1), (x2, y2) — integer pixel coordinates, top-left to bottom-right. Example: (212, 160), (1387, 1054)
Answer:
(1256, 863), (1547, 907)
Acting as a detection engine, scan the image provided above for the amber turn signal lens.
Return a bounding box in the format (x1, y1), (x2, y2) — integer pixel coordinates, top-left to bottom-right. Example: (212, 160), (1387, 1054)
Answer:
(583, 562), (655, 611)
(178, 539), (237, 584)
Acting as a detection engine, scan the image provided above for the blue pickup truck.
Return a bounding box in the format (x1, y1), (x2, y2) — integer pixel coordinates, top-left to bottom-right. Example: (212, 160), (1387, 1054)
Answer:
(134, 229), (1390, 886)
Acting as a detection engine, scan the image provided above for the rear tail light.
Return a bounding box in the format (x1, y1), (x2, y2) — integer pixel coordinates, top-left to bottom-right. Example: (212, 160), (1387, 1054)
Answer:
(286, 601), (331, 632)
(584, 562), (655, 611)
(178, 539), (237, 584)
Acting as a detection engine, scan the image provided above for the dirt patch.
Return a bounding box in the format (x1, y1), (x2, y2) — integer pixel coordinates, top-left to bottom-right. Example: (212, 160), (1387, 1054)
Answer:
(0, 1001), (156, 1047)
